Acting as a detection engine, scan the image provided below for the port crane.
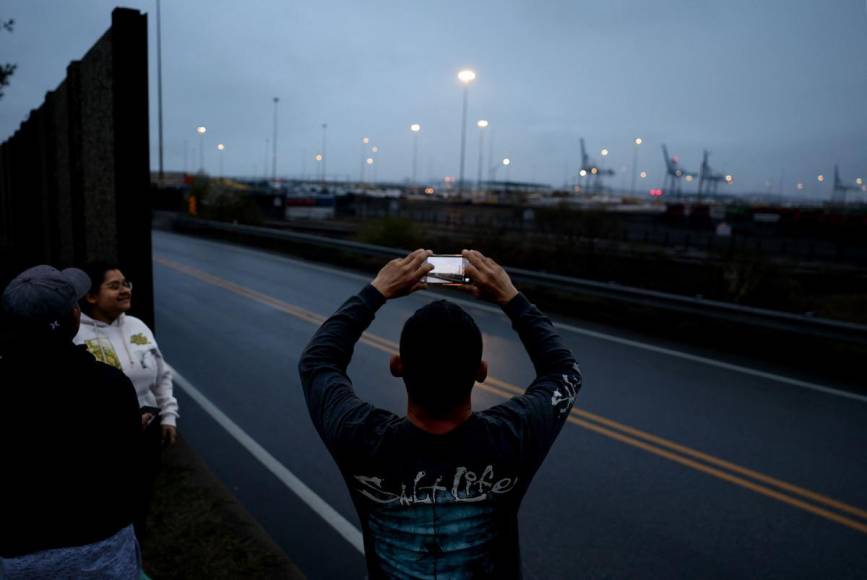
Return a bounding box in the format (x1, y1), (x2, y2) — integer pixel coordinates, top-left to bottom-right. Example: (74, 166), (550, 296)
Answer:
(832, 165), (859, 204)
(661, 144), (696, 197)
(697, 149), (727, 198)
(579, 138), (614, 192)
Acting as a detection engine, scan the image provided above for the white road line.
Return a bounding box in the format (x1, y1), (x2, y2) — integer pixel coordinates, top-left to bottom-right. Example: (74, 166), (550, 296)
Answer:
(155, 231), (865, 403)
(167, 364), (366, 554)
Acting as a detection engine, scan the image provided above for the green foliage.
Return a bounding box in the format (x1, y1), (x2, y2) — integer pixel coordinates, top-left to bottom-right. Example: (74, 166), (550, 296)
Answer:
(356, 216), (421, 249)
(721, 251), (803, 310)
(199, 180), (264, 226)
(535, 206), (623, 242)
(0, 19), (15, 100)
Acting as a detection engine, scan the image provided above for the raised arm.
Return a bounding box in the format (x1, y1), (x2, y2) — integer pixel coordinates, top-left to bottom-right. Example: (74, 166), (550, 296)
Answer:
(298, 250), (432, 444)
(463, 250), (581, 462)
(462, 249), (575, 378)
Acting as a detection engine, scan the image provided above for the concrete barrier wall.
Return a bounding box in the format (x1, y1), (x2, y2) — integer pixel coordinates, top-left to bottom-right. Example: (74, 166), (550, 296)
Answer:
(0, 8), (154, 327)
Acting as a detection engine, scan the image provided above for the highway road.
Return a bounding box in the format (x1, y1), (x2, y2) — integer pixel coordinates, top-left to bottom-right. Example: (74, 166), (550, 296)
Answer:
(151, 230), (867, 579)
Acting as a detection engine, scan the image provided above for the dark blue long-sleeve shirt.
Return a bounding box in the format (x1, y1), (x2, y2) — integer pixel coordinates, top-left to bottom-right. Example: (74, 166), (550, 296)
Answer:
(299, 285), (581, 579)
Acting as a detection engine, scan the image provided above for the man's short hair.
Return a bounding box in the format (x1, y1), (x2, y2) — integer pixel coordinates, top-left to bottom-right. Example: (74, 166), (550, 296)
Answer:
(399, 300), (482, 417)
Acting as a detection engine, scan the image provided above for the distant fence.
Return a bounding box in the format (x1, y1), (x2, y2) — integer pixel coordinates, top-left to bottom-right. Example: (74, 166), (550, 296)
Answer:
(169, 215), (867, 347)
(334, 196), (867, 266)
(0, 8), (154, 326)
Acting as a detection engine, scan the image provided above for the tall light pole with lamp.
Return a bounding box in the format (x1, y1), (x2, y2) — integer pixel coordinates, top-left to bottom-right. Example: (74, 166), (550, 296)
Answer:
(367, 157), (376, 184)
(410, 124), (421, 184)
(196, 126), (207, 173)
(600, 147), (609, 191)
(321, 123), (328, 188)
(456, 69), (476, 197)
(631, 137), (642, 195)
(217, 143), (225, 178)
(476, 119), (488, 194)
(315, 153), (323, 187)
(272, 97), (279, 182)
(360, 137), (370, 183)
(156, 0), (164, 182)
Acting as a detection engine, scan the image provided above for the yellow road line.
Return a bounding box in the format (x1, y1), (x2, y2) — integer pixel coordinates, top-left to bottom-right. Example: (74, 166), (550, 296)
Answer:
(155, 255), (867, 534)
(484, 377), (867, 522)
(479, 381), (867, 536)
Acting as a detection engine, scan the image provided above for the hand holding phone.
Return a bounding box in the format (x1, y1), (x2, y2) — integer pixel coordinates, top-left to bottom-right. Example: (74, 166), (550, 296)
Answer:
(461, 249), (518, 305)
(371, 249), (433, 299)
(424, 255), (471, 285)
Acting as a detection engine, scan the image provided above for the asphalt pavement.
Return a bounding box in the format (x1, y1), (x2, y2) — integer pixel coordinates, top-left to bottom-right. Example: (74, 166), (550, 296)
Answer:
(151, 229), (867, 579)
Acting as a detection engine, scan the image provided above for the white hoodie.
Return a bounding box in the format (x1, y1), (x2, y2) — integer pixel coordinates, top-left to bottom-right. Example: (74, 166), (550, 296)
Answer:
(74, 312), (179, 426)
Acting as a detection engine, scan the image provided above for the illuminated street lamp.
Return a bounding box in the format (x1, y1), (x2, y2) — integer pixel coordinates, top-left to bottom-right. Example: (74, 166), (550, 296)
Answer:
(410, 123), (421, 183)
(502, 157), (511, 183)
(196, 126), (207, 173)
(639, 171), (648, 179)
(631, 138), (642, 195)
(579, 169), (588, 177)
(476, 119), (488, 193)
(359, 137), (370, 182)
(457, 68), (477, 196)
(856, 177), (864, 186)
(724, 174), (733, 185)
(320, 123), (328, 186)
(217, 143), (225, 178)
(817, 174), (825, 183)
(272, 97), (279, 181)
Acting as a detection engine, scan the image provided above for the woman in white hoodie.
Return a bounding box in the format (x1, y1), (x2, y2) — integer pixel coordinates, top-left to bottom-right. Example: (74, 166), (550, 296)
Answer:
(74, 263), (179, 537)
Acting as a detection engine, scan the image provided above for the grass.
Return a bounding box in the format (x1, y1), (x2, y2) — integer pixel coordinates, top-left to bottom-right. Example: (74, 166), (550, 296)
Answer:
(140, 436), (305, 579)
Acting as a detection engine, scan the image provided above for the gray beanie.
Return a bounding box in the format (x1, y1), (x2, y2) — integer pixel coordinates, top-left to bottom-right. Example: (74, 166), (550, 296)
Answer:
(1, 265), (90, 334)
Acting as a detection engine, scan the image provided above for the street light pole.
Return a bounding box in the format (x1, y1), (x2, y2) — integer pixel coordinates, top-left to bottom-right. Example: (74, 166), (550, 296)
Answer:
(321, 123), (328, 188)
(272, 97), (279, 182)
(156, 0), (164, 183)
(410, 124), (421, 184)
(457, 69), (476, 197)
(631, 137), (642, 196)
(600, 147), (609, 192)
(360, 137), (369, 183)
(217, 143), (225, 179)
(196, 126), (206, 173)
(476, 120), (488, 194)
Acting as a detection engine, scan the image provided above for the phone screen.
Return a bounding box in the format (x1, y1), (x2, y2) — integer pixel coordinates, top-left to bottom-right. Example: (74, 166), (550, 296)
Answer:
(425, 255), (470, 285)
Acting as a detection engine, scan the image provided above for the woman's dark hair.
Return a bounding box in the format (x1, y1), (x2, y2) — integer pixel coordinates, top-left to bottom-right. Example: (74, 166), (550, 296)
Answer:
(78, 261), (121, 314)
(399, 300), (483, 417)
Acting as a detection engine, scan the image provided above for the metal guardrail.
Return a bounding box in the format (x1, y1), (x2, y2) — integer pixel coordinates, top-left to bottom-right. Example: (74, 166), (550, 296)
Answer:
(171, 215), (867, 346)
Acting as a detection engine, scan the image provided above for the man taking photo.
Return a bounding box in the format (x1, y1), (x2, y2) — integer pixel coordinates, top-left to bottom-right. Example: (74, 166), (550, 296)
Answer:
(299, 249), (581, 579)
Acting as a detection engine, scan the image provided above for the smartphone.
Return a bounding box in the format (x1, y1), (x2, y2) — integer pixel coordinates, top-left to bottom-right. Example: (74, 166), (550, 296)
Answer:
(425, 255), (471, 285)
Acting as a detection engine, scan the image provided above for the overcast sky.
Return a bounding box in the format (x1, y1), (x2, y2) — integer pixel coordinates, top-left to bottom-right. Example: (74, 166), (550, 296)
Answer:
(2, 0), (866, 198)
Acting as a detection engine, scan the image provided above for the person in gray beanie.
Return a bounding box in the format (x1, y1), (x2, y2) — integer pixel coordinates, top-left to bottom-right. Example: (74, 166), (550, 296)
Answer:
(0, 265), (143, 579)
